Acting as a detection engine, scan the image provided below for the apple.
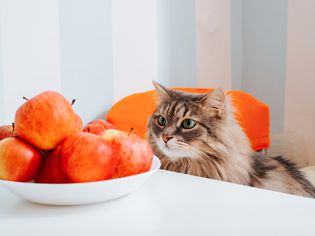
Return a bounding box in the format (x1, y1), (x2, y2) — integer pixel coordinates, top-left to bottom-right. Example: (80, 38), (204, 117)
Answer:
(70, 98), (83, 132)
(15, 91), (78, 150)
(60, 132), (117, 183)
(83, 123), (106, 135)
(90, 119), (116, 129)
(101, 129), (153, 178)
(0, 137), (41, 182)
(34, 146), (71, 183)
(0, 124), (16, 141)
(83, 119), (116, 135)
(74, 113), (83, 132)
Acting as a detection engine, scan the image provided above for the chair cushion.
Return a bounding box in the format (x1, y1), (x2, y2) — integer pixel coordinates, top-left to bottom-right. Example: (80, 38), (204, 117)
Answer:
(106, 88), (270, 151)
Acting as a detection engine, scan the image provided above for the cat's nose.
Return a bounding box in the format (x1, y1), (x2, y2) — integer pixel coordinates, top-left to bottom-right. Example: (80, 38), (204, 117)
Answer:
(162, 134), (174, 143)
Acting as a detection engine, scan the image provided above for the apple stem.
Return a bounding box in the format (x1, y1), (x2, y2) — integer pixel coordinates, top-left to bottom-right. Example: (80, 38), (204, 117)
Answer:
(71, 99), (76, 106)
(22, 96), (29, 101)
(128, 128), (134, 137)
(12, 122), (15, 132)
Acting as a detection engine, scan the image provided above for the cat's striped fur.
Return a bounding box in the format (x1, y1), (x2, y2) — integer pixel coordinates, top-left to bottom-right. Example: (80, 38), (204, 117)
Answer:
(148, 82), (315, 198)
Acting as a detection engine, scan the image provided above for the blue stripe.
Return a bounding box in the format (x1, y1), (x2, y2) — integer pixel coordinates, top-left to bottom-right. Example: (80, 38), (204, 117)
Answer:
(231, 0), (243, 90)
(231, 0), (288, 132)
(59, 0), (113, 125)
(158, 0), (196, 87)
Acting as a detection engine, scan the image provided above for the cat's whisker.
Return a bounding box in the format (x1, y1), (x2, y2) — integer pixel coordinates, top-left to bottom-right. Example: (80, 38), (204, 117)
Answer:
(174, 143), (189, 149)
(173, 143), (205, 158)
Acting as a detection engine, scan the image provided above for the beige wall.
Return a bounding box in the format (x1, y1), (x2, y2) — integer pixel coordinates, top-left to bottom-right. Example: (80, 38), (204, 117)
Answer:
(284, 0), (315, 166)
(196, 0), (232, 90)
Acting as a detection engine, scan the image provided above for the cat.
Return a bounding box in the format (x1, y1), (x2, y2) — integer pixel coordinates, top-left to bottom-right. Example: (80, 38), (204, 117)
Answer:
(147, 81), (315, 198)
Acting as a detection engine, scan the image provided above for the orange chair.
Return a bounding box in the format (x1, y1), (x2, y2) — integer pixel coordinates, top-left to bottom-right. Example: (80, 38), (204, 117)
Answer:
(106, 88), (270, 151)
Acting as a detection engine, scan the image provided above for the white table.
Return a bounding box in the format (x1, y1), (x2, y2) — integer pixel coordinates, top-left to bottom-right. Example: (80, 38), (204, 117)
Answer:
(1, 170), (315, 236)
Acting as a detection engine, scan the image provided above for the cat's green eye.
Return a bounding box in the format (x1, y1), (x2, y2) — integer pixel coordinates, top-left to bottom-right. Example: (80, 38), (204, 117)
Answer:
(181, 119), (197, 129)
(157, 115), (167, 126)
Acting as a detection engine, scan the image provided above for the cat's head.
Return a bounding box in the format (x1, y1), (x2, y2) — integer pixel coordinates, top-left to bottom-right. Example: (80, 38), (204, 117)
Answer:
(148, 81), (227, 162)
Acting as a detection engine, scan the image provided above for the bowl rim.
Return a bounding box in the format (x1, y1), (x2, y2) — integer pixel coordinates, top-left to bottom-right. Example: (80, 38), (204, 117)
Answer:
(0, 156), (161, 187)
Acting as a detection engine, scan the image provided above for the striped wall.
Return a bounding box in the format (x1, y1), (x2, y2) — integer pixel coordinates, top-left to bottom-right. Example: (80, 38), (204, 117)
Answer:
(158, 0), (196, 87)
(196, 0), (231, 90)
(59, 0), (113, 123)
(285, 0), (315, 166)
(0, 0), (62, 124)
(231, 0), (288, 132)
(0, 0), (196, 125)
(1, 0), (315, 164)
(112, 0), (158, 102)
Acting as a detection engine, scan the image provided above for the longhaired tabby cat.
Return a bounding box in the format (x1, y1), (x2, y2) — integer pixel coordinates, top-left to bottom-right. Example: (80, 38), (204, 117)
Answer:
(148, 81), (315, 198)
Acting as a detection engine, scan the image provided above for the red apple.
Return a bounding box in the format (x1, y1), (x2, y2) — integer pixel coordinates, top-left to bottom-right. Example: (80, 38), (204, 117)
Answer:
(60, 132), (117, 183)
(34, 146), (71, 184)
(83, 123), (106, 135)
(74, 114), (83, 132)
(83, 119), (116, 135)
(0, 124), (16, 140)
(15, 91), (78, 150)
(101, 129), (153, 178)
(0, 137), (41, 182)
(90, 119), (116, 129)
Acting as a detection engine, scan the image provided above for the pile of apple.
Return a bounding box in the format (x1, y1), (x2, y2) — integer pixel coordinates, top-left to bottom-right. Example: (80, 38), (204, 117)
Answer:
(0, 91), (153, 183)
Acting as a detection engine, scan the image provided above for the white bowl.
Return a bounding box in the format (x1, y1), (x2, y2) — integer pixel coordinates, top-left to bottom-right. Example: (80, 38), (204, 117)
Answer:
(0, 156), (161, 206)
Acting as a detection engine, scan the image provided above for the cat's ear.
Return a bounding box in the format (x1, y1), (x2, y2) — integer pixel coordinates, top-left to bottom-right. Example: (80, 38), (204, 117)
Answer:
(201, 89), (225, 116)
(153, 81), (171, 103)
